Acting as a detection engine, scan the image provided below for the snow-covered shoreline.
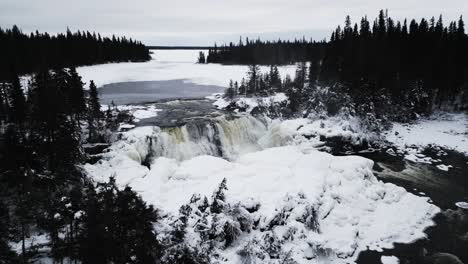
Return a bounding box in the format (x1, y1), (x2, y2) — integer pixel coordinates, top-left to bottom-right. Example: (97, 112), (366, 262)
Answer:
(386, 112), (468, 156)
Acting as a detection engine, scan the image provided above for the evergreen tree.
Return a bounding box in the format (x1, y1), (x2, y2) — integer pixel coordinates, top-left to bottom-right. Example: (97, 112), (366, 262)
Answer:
(239, 78), (247, 96)
(87, 80), (102, 142)
(68, 67), (86, 117)
(225, 80), (236, 100)
(0, 201), (18, 263)
(29, 70), (82, 174)
(77, 179), (161, 264)
(0, 26), (150, 81)
(247, 64), (260, 94)
(211, 178), (228, 214)
(198, 51), (206, 64)
(269, 65), (282, 92)
(308, 60), (320, 85)
(7, 73), (27, 124)
(294, 61), (307, 93)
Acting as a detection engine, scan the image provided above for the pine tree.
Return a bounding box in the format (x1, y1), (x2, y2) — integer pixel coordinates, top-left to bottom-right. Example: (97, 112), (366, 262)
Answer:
(198, 51), (206, 64)
(225, 80), (236, 100)
(0, 201), (18, 263)
(247, 64), (260, 95)
(211, 178), (228, 214)
(269, 65), (282, 92)
(7, 72), (26, 124)
(68, 67), (86, 117)
(0, 82), (9, 124)
(239, 78), (247, 96)
(308, 60), (320, 86)
(87, 80), (102, 142)
(294, 61), (307, 92)
(29, 70), (82, 173)
(77, 179), (161, 263)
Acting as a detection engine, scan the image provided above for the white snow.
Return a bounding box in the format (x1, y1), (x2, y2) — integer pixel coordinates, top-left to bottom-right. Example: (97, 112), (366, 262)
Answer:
(210, 93), (289, 113)
(455, 202), (468, 209)
(268, 114), (378, 147)
(103, 103), (162, 122)
(381, 256), (400, 264)
(132, 105), (162, 120)
(118, 123), (136, 131)
(84, 130), (439, 263)
(386, 112), (468, 155)
(436, 164), (453, 171)
(75, 50), (298, 89)
(9, 233), (50, 255)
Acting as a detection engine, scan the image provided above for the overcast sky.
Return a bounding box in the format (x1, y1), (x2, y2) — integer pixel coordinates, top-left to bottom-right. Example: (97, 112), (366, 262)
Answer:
(1, 0), (466, 45)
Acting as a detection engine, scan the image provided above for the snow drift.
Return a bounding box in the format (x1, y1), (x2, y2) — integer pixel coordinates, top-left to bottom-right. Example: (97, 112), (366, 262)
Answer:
(84, 116), (439, 263)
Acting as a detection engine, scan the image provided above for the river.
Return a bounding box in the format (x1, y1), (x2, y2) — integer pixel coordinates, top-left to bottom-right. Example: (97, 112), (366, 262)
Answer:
(92, 50), (467, 264)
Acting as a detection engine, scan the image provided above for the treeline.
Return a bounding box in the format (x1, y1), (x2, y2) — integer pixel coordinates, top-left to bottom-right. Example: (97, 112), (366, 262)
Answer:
(0, 26), (151, 80)
(225, 65), (283, 98)
(0, 67), (162, 263)
(205, 38), (326, 65)
(224, 62), (313, 113)
(223, 11), (468, 122)
(321, 10), (468, 108)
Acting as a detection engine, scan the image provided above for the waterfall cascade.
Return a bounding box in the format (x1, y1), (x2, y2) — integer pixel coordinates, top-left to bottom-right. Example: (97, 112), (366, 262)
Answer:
(119, 114), (294, 163)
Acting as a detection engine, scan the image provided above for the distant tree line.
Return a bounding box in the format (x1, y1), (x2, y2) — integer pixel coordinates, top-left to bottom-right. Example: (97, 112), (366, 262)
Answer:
(205, 38), (326, 65)
(321, 10), (468, 109)
(223, 11), (468, 122)
(0, 26), (151, 80)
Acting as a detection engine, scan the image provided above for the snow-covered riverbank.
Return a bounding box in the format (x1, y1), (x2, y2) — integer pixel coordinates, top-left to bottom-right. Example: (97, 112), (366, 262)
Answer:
(74, 50), (467, 263)
(386, 112), (468, 156)
(83, 112), (441, 263)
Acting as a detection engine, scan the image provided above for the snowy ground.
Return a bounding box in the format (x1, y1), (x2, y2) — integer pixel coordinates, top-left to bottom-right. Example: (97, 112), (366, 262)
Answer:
(384, 112), (468, 175)
(76, 50), (298, 89)
(85, 145), (439, 263)
(208, 92), (289, 113)
(84, 115), (440, 263)
(386, 112), (468, 155)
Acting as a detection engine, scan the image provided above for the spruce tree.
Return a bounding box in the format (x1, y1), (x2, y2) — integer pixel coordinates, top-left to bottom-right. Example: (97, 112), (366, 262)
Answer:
(7, 73), (27, 124)
(198, 51), (206, 64)
(68, 67), (86, 117)
(225, 80), (236, 100)
(247, 64), (260, 95)
(211, 178), (228, 214)
(87, 80), (102, 142)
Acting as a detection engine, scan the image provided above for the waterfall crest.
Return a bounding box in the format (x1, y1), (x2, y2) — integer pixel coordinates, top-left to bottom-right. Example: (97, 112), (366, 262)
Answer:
(120, 115), (292, 163)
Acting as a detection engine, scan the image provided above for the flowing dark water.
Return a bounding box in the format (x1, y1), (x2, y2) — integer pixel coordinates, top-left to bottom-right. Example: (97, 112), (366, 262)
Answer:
(353, 148), (468, 264)
(135, 99), (226, 127)
(99, 79), (224, 105)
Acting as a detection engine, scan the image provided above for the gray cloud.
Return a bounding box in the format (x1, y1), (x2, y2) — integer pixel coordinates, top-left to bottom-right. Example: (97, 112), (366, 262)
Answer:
(1, 0), (466, 45)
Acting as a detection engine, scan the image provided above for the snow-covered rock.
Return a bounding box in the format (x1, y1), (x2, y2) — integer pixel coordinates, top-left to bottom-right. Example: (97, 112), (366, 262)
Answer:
(210, 93), (289, 114)
(85, 144), (439, 263)
(381, 255), (400, 264)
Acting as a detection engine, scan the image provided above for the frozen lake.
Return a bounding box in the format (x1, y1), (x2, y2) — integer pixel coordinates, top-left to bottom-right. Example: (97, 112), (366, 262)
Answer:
(76, 49), (298, 89)
(99, 79), (224, 105)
